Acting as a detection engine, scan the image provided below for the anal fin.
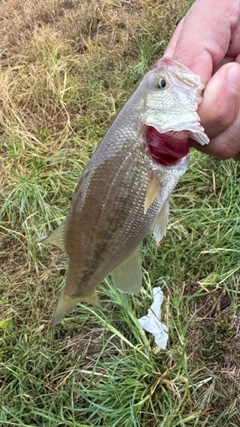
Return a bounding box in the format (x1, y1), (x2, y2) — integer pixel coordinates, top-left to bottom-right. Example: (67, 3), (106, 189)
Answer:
(111, 248), (142, 294)
(37, 221), (66, 251)
(152, 199), (169, 244)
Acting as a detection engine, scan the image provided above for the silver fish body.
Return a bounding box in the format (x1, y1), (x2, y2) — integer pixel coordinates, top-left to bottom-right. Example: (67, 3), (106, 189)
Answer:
(38, 57), (209, 323)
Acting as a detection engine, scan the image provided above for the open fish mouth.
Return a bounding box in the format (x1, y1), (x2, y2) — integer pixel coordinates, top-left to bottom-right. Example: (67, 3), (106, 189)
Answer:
(143, 124), (189, 166)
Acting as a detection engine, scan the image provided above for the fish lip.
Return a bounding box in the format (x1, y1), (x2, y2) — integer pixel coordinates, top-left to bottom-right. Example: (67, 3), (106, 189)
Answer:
(143, 118), (209, 147)
(145, 121), (192, 134)
(153, 56), (202, 85)
(153, 56), (195, 73)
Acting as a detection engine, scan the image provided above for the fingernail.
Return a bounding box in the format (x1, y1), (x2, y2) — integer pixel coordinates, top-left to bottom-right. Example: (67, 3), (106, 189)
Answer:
(227, 65), (240, 90)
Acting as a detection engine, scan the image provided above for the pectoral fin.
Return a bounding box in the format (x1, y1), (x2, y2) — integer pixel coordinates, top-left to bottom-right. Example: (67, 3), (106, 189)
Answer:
(144, 170), (161, 214)
(111, 249), (142, 294)
(37, 221), (66, 251)
(152, 199), (169, 244)
(52, 290), (101, 324)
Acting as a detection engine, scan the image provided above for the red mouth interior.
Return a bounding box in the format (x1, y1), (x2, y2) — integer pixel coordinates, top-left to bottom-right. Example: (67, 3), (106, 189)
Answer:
(145, 126), (189, 166)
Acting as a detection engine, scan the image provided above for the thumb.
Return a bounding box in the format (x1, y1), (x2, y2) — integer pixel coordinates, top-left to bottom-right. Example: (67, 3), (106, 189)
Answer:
(165, 0), (238, 84)
(190, 63), (240, 159)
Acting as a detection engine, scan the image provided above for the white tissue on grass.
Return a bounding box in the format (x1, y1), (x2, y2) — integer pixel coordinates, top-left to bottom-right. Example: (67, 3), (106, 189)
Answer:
(138, 287), (168, 350)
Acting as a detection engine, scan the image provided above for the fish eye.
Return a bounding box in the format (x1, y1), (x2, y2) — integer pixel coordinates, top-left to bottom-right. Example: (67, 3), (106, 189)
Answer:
(156, 78), (167, 89)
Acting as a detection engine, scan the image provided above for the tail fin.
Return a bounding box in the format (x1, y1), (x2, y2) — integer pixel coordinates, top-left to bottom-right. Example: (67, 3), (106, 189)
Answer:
(52, 291), (102, 324)
(52, 293), (77, 325)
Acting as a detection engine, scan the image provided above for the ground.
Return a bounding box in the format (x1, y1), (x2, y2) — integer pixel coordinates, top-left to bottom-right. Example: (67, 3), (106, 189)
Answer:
(0, 0), (240, 426)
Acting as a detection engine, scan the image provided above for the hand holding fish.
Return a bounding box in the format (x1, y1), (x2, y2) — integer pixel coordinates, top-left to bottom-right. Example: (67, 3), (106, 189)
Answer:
(165, 0), (240, 160)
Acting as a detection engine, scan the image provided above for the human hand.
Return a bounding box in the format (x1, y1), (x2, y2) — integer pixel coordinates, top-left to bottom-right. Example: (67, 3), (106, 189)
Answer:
(164, 0), (240, 160)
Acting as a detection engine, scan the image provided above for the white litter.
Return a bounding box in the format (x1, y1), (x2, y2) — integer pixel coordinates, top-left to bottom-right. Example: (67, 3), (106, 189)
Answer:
(138, 287), (168, 350)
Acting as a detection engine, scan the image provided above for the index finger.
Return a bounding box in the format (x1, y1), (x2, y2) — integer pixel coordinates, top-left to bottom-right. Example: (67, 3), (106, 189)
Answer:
(165, 0), (240, 84)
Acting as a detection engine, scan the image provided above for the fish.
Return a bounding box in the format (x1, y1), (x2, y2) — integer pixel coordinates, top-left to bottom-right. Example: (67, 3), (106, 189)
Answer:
(38, 57), (209, 324)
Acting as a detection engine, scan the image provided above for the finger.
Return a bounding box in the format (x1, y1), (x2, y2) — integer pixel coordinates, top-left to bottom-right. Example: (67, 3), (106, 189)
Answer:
(198, 63), (240, 140)
(212, 55), (240, 73)
(213, 57), (235, 73)
(234, 53), (240, 64)
(190, 63), (240, 159)
(166, 0), (240, 84)
(164, 18), (185, 58)
(233, 152), (240, 161)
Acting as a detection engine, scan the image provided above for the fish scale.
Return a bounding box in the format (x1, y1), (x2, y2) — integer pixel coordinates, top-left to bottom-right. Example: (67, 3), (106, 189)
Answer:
(38, 57), (209, 324)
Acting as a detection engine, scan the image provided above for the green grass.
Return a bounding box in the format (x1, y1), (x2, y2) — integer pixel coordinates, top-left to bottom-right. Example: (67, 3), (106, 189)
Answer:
(1, 0), (240, 426)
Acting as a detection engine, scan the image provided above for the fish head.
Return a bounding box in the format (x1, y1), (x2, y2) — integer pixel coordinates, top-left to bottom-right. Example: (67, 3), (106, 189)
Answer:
(137, 57), (209, 166)
(147, 57), (205, 110)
